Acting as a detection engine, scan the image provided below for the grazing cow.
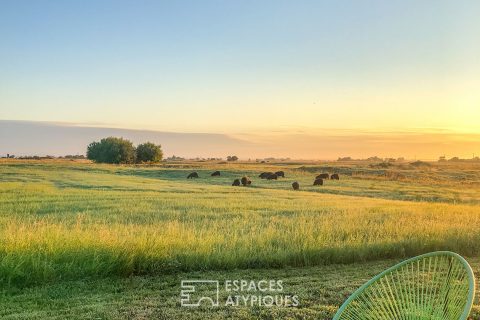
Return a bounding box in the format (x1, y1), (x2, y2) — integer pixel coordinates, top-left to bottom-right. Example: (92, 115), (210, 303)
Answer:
(211, 171), (221, 176)
(259, 172), (273, 179)
(316, 173), (329, 180)
(275, 171), (285, 178)
(266, 173), (278, 180)
(187, 172), (199, 179)
(331, 173), (339, 180)
(241, 176), (251, 186)
(313, 178), (323, 186)
(292, 181), (300, 190)
(232, 179), (241, 186)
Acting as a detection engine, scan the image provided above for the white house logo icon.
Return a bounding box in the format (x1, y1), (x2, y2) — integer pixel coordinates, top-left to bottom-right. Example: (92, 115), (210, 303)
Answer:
(180, 280), (220, 307)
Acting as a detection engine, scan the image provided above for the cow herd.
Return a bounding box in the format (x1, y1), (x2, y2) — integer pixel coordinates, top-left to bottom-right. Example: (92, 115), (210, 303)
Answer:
(312, 173), (339, 186)
(186, 170), (340, 191)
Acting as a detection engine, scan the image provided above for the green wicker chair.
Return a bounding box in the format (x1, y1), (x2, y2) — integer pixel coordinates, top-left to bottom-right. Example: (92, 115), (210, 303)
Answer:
(333, 251), (475, 320)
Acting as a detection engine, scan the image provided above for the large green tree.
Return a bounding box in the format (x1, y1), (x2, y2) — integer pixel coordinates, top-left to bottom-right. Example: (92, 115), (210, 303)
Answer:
(87, 137), (135, 164)
(136, 142), (163, 163)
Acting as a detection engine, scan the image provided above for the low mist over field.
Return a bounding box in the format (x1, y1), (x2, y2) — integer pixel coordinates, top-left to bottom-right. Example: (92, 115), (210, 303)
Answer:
(0, 120), (250, 159)
(1, 120), (479, 160)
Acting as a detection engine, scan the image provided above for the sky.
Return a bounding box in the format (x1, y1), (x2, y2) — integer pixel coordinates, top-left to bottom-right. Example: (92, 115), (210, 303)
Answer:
(0, 1), (479, 158)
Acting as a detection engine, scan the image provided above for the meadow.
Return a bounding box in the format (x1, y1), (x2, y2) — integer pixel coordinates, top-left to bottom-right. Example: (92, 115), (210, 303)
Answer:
(1, 159), (480, 319)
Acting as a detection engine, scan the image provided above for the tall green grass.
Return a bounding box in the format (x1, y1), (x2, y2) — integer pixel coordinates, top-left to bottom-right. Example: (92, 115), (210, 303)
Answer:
(1, 160), (480, 287)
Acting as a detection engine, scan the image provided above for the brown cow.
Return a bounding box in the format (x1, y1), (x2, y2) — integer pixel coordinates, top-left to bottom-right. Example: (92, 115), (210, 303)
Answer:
(275, 171), (285, 178)
(331, 173), (339, 180)
(241, 176), (252, 186)
(187, 172), (199, 179)
(292, 181), (299, 190)
(211, 171), (221, 176)
(316, 173), (329, 180)
(232, 179), (241, 186)
(313, 178), (323, 186)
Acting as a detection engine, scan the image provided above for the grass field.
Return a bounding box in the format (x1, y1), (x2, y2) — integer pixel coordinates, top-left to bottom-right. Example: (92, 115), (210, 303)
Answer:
(1, 159), (480, 319)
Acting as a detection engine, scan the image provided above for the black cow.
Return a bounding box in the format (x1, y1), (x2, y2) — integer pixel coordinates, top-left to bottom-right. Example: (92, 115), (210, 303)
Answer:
(313, 178), (323, 186)
(266, 173), (278, 180)
(292, 181), (300, 190)
(275, 171), (285, 178)
(259, 172), (273, 179)
(316, 173), (329, 180)
(187, 172), (199, 179)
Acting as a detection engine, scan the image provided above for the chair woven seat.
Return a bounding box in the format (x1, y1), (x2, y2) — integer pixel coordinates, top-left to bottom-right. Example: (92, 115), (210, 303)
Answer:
(333, 251), (475, 320)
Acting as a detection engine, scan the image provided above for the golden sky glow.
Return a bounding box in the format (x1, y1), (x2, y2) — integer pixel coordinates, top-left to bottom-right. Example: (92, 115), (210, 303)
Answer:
(1, 1), (479, 158)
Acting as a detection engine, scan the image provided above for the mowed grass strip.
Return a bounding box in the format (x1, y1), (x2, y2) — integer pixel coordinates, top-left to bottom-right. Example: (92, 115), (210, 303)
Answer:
(1, 161), (480, 287)
(3, 259), (480, 320)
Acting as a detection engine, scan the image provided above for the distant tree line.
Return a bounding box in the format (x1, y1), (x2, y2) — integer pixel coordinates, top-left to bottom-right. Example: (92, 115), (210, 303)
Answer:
(87, 137), (163, 164)
(2, 154), (84, 160)
(13, 155), (55, 160)
(62, 155), (86, 159)
(438, 156), (480, 162)
(337, 156), (405, 162)
(166, 155), (185, 161)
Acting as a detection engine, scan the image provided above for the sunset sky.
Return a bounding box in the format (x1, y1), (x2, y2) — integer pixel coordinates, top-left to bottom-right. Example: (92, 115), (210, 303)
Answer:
(1, 1), (479, 158)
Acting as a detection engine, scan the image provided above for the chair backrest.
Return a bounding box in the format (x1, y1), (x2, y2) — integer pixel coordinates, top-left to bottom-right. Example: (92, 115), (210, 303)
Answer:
(333, 251), (475, 320)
